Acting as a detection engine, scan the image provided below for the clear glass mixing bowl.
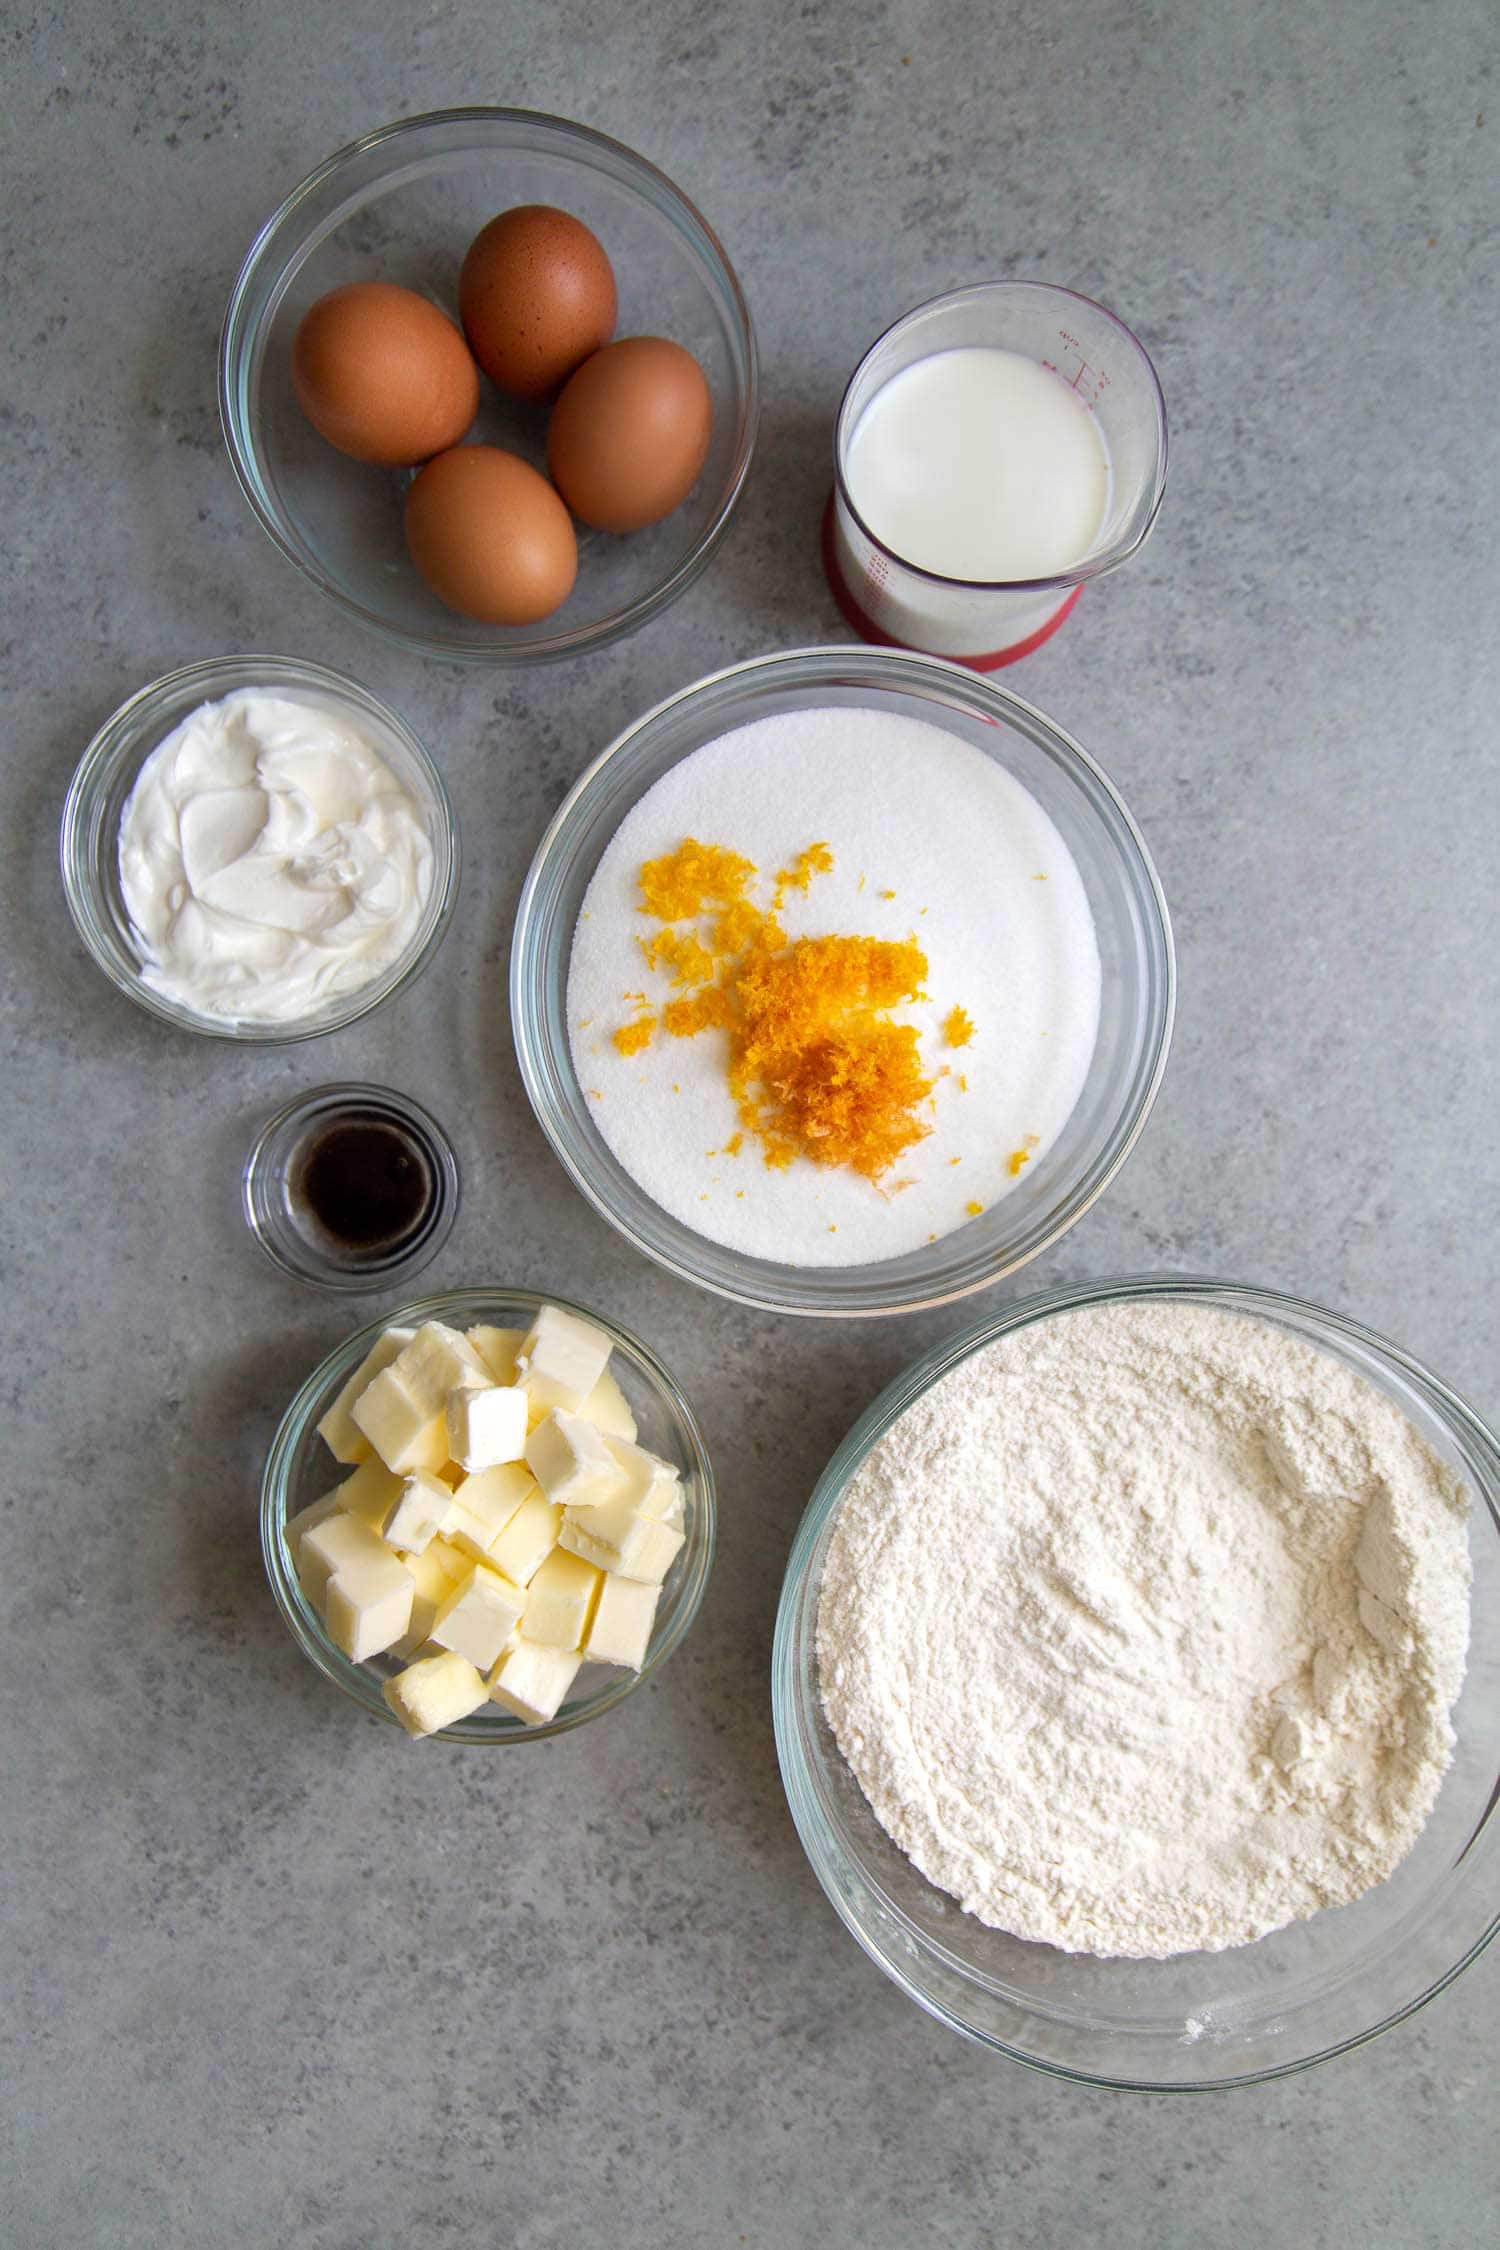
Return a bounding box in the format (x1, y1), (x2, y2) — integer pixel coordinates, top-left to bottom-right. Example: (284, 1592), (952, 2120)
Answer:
(773, 1276), (1500, 2088)
(510, 647), (1174, 1316)
(219, 107), (758, 661)
(262, 1287), (715, 1742)
(60, 654), (458, 1043)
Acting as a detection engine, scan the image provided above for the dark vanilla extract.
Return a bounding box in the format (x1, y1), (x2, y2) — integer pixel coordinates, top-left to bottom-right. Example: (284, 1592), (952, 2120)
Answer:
(291, 1112), (436, 1258)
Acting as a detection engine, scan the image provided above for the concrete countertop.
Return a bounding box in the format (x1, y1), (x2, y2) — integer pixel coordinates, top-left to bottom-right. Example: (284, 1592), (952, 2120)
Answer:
(5, 2), (1497, 2242)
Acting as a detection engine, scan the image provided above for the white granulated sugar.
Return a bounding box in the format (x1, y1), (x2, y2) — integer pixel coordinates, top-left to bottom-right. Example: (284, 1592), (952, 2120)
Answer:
(817, 1300), (1471, 1958)
(567, 707), (1100, 1266)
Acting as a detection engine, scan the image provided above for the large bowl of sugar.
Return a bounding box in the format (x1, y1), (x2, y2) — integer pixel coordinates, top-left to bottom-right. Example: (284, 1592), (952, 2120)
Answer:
(510, 646), (1173, 1316)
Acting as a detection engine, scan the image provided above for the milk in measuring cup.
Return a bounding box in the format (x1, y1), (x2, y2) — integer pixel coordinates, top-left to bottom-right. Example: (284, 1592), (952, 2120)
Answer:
(845, 347), (1110, 582)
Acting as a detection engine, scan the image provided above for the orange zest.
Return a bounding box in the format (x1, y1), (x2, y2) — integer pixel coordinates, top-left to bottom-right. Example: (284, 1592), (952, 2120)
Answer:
(642, 928), (717, 987)
(638, 838), (753, 921)
(943, 1005), (975, 1049)
(612, 837), (946, 1184)
(1007, 1133), (1040, 1178)
(772, 840), (834, 911)
(731, 933), (933, 1177)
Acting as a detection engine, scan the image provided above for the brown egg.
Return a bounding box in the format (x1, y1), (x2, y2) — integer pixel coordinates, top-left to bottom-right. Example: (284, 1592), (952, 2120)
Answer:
(404, 445), (577, 625)
(547, 338), (713, 534)
(460, 206), (617, 401)
(291, 282), (479, 466)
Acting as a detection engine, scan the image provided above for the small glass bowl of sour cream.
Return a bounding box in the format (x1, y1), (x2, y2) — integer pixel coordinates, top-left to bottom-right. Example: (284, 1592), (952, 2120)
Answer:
(61, 654), (459, 1042)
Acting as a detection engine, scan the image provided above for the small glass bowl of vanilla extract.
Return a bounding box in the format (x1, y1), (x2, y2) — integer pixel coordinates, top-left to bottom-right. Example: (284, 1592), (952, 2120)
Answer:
(243, 1084), (459, 1290)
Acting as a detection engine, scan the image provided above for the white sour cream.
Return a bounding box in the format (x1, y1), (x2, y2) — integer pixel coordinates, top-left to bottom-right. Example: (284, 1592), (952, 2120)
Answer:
(118, 689), (434, 1024)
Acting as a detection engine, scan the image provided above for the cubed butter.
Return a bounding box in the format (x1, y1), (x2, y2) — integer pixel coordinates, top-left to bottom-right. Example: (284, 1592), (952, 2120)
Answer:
(446, 1383), (528, 1473)
(486, 1490), (563, 1587)
(578, 1368), (637, 1441)
(467, 1324), (525, 1386)
(425, 1537), (472, 1587)
(522, 1548), (603, 1651)
(315, 1326), (415, 1464)
(299, 1510), (393, 1603)
(621, 1515), (685, 1585)
(383, 1651), (488, 1738)
(516, 1305), (613, 1415)
(390, 1321), (492, 1417)
(487, 1637), (584, 1725)
(558, 1506), (684, 1586)
(292, 1303), (681, 1738)
(445, 1500), (496, 1565)
(525, 1409), (624, 1509)
(384, 1468), (457, 1555)
(445, 1461), (535, 1561)
(585, 1574), (661, 1671)
(322, 1546), (415, 1662)
(604, 1434), (680, 1520)
(285, 1491), (340, 1561)
(335, 1455), (404, 1530)
(430, 1561), (527, 1672)
(350, 1365), (449, 1475)
(393, 1543), (468, 1660)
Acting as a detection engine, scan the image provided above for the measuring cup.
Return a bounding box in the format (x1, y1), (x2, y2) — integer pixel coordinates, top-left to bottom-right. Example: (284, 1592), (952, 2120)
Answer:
(824, 282), (1168, 668)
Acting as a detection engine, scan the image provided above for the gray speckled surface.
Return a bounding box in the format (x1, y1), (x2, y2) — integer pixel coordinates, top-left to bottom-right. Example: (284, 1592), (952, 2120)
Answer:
(5, 1), (1499, 2242)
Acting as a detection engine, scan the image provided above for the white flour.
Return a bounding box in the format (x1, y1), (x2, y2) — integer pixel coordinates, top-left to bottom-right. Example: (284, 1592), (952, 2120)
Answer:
(817, 1300), (1471, 1958)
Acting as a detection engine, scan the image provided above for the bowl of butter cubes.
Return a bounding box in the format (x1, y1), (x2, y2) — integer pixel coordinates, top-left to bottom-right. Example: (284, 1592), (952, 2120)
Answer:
(261, 1288), (716, 1739)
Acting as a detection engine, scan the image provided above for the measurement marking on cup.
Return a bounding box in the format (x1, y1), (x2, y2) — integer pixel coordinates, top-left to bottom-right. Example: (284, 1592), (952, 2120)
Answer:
(1045, 338), (1109, 413)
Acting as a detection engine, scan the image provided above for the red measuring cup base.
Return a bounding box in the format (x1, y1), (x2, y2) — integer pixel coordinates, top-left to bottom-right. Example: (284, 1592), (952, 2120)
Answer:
(819, 495), (1083, 671)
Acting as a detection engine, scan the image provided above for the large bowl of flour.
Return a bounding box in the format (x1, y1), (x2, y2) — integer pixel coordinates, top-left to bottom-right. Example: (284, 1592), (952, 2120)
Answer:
(773, 1276), (1500, 2089)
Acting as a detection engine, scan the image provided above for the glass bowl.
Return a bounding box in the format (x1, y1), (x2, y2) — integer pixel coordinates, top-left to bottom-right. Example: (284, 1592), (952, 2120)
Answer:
(219, 107), (759, 662)
(60, 654), (459, 1042)
(773, 1276), (1500, 2089)
(261, 1286), (715, 1742)
(510, 646), (1174, 1317)
(243, 1082), (461, 1292)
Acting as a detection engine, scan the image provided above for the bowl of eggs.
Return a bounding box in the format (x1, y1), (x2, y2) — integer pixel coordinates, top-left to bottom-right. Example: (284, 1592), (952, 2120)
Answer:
(219, 108), (759, 662)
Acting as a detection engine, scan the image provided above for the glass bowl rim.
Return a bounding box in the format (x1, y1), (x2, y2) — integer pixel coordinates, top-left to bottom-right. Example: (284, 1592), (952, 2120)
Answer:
(771, 1269), (1500, 2089)
(260, 1283), (717, 1742)
(832, 279), (1170, 595)
(216, 103), (761, 665)
(59, 651), (460, 1044)
(509, 643), (1176, 1316)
